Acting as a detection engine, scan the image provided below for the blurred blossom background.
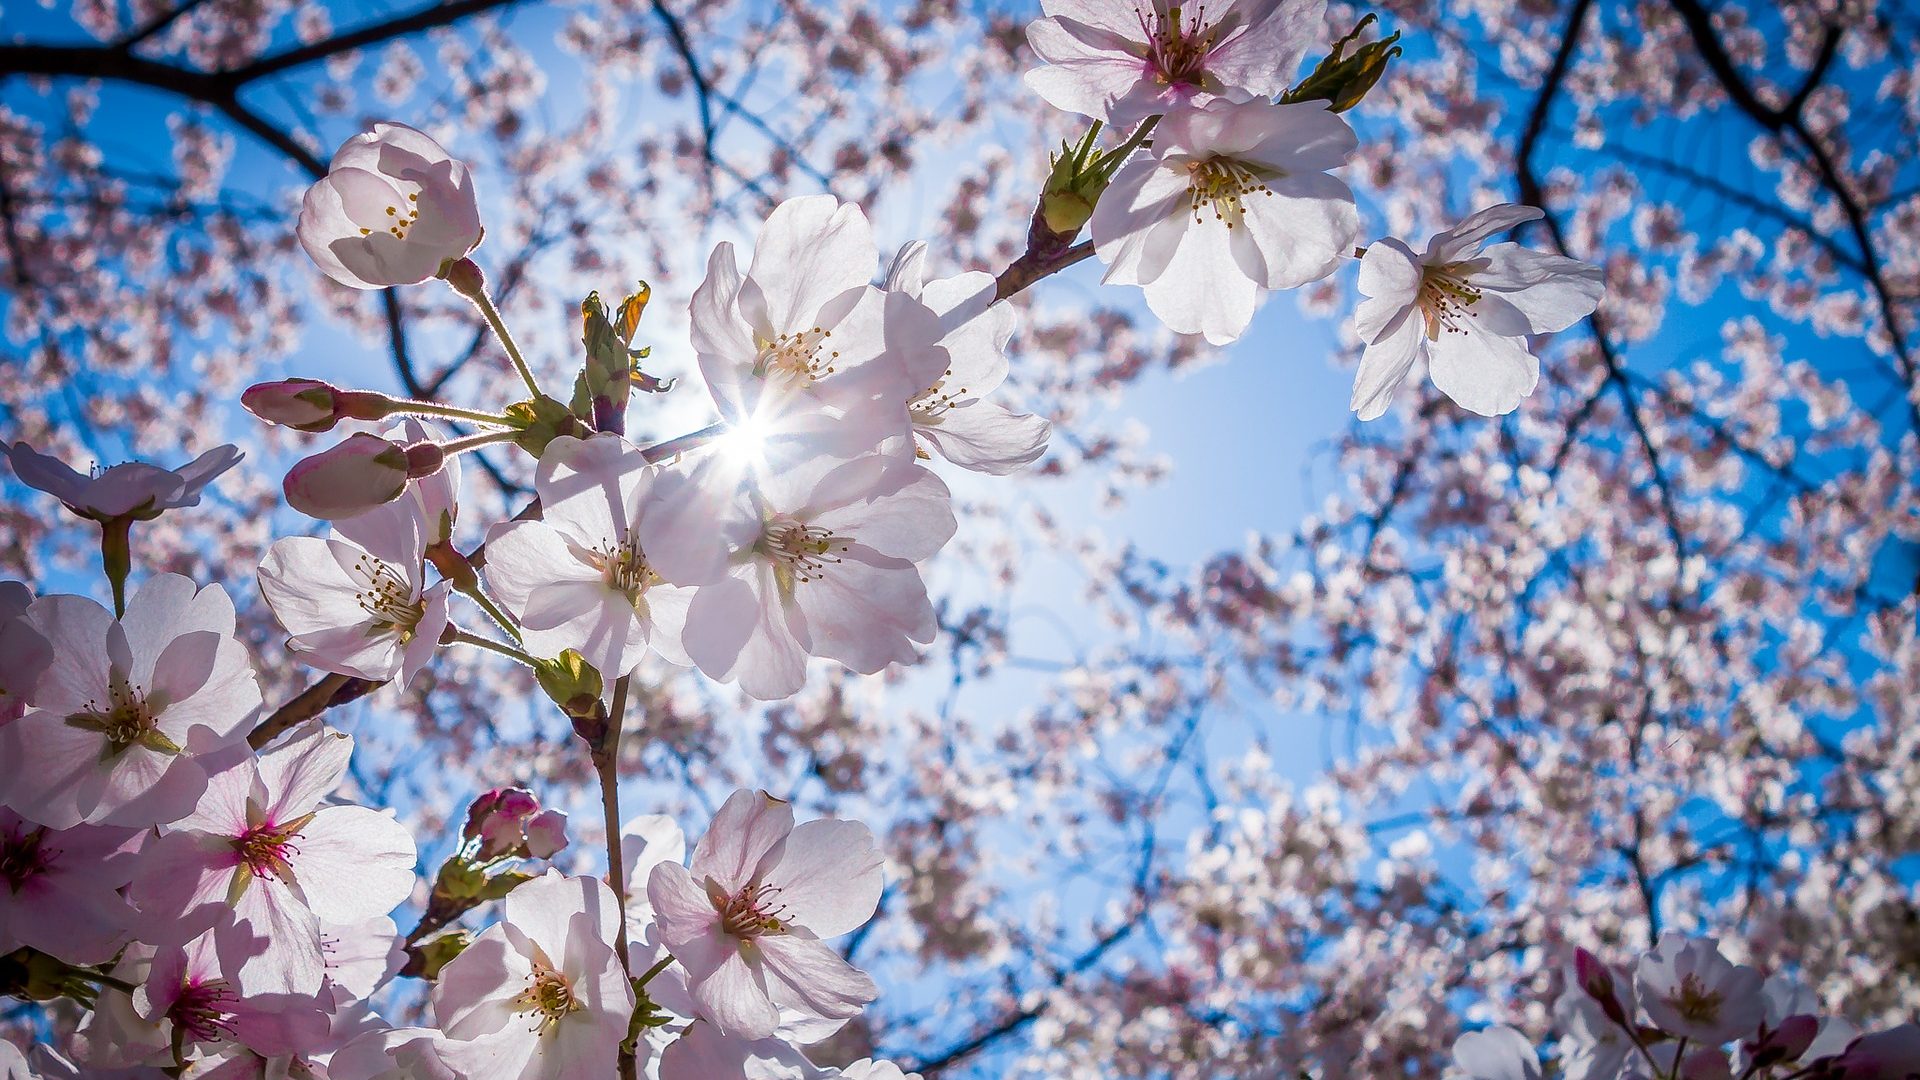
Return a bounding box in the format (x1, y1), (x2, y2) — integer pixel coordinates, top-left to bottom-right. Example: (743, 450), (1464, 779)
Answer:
(2, 0), (1918, 1075)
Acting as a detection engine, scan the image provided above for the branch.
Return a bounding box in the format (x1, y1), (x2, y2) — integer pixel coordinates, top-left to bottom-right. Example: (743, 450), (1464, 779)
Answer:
(228, 0), (532, 87)
(650, 0), (720, 188)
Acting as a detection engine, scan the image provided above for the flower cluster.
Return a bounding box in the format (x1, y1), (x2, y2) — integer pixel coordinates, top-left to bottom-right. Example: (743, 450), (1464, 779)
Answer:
(1452, 934), (1920, 1080)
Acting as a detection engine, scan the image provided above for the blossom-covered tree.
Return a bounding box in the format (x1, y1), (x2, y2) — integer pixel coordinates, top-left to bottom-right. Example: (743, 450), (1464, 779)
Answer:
(1, 0), (1917, 1077)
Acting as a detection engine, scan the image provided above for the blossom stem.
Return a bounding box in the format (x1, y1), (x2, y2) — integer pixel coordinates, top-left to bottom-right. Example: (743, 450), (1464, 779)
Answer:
(450, 272), (543, 398)
(437, 429), (520, 456)
(638, 421), (725, 463)
(99, 516), (132, 618)
(389, 399), (514, 427)
(446, 627), (536, 667)
(597, 673), (638, 1080)
(460, 582), (522, 643)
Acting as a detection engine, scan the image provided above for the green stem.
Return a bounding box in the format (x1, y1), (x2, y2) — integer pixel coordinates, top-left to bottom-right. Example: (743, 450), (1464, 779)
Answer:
(599, 674), (638, 1080)
(459, 583), (523, 643)
(391, 399), (515, 427)
(446, 628), (537, 667)
(469, 286), (541, 397)
(100, 516), (132, 618)
(439, 429), (520, 456)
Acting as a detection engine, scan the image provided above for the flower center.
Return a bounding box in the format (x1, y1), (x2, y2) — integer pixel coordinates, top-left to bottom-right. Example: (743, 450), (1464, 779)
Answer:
(513, 962), (581, 1033)
(758, 517), (850, 589)
(1138, 3), (1220, 87)
(358, 191), (422, 240)
(751, 326), (838, 387)
(171, 979), (239, 1043)
(706, 876), (788, 939)
(1417, 263), (1485, 339)
(0, 827), (51, 893)
(588, 537), (656, 601)
(64, 673), (177, 756)
(1186, 158), (1271, 229)
(1672, 975), (1725, 1026)
(352, 554), (425, 636)
(230, 803), (315, 897)
(911, 366), (968, 423)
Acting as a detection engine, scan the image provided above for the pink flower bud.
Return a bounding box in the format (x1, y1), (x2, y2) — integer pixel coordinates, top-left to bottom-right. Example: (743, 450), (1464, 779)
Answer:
(404, 441), (447, 478)
(243, 379), (341, 432)
(1574, 947), (1628, 1027)
(524, 809), (569, 859)
(495, 788), (540, 819)
(284, 433), (409, 520)
(1750, 1015), (1820, 1066)
(460, 789), (506, 841)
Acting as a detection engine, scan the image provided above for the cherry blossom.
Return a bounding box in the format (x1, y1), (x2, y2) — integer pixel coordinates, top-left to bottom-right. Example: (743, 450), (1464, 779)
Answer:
(0, 576), (260, 829)
(690, 195), (945, 469)
(4, 442), (241, 524)
(432, 871), (635, 1080)
(679, 453), (956, 700)
(1025, 0), (1329, 127)
(257, 486), (451, 686)
(647, 789), (884, 1039)
(0, 581), (47, 726)
(1634, 933), (1765, 1046)
(132, 929), (334, 1062)
(482, 433), (699, 678)
(128, 722), (417, 995)
(328, 1027), (458, 1080)
(1450, 1025), (1541, 1080)
(620, 812), (687, 930)
(1349, 203), (1606, 420)
(1090, 99), (1359, 344)
(654, 1019), (832, 1079)
(297, 122), (483, 290)
(0, 809), (140, 965)
(884, 242), (1052, 474)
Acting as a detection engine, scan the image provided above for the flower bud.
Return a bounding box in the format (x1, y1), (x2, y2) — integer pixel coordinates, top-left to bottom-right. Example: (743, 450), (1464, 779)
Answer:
(403, 441), (447, 478)
(1280, 13), (1402, 113)
(1749, 1015), (1820, 1069)
(1573, 947), (1628, 1027)
(524, 808), (569, 859)
(284, 433), (409, 520)
(535, 649), (605, 721)
(243, 379), (340, 432)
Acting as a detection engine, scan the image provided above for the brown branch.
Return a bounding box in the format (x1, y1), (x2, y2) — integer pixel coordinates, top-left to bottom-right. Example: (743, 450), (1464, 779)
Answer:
(650, 0), (720, 188)
(248, 672), (381, 748)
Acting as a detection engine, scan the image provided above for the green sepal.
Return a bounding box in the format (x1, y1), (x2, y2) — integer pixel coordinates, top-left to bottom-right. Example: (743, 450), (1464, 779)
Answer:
(1280, 13), (1402, 113)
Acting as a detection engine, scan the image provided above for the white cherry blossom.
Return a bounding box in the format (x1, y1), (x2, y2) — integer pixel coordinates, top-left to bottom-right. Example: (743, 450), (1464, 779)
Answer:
(1350, 203), (1605, 420)
(1634, 932), (1765, 1046)
(885, 242), (1051, 474)
(647, 789), (884, 1039)
(0, 581), (47, 726)
(482, 433), (699, 679)
(258, 469), (451, 686)
(1091, 99), (1359, 344)
(678, 453), (956, 701)
(1025, 0), (1328, 128)
(1451, 1025), (1542, 1080)
(0, 577), (260, 829)
(4, 442), (241, 524)
(691, 195), (945, 470)
(298, 122), (483, 289)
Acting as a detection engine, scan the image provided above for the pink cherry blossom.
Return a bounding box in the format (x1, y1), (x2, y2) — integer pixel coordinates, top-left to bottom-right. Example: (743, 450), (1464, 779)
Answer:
(679, 453), (956, 700)
(432, 871), (635, 1080)
(482, 433), (699, 678)
(1822, 1024), (1920, 1079)
(128, 722), (417, 995)
(0, 808), (140, 965)
(297, 122), (483, 290)
(1350, 203), (1606, 420)
(1634, 933), (1766, 1046)
(884, 242), (1052, 475)
(0, 576), (260, 829)
(647, 789), (884, 1039)
(132, 929), (334, 1062)
(691, 194), (945, 470)
(1025, 0), (1328, 128)
(654, 1019), (826, 1080)
(4, 442), (241, 523)
(523, 809), (568, 860)
(1091, 99), (1359, 344)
